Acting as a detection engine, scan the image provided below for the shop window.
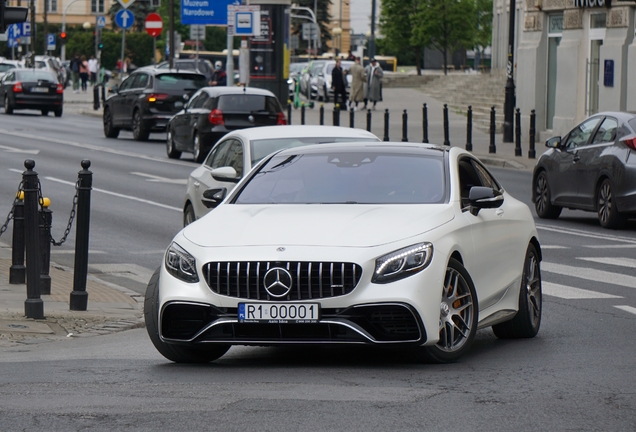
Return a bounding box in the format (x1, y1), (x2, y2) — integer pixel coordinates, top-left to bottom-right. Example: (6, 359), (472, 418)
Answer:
(590, 13), (606, 29)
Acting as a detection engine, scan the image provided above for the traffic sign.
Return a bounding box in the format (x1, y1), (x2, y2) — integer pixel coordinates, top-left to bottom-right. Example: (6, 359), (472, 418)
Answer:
(115, 9), (134, 29)
(116, 0), (136, 9)
(47, 34), (56, 50)
(21, 22), (31, 37)
(181, 0), (234, 25)
(189, 24), (205, 40)
(302, 23), (319, 41)
(7, 24), (19, 48)
(227, 5), (260, 37)
(96, 15), (107, 29)
(145, 13), (163, 37)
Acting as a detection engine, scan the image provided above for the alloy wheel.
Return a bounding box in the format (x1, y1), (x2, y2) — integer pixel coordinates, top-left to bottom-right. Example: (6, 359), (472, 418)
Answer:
(598, 181), (612, 226)
(535, 174), (549, 215)
(437, 266), (474, 353)
(524, 250), (542, 330)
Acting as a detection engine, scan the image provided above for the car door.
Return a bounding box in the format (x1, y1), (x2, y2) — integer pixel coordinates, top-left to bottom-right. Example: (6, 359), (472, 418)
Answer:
(187, 91), (211, 151)
(122, 73), (148, 127)
(173, 90), (201, 147)
(550, 116), (603, 206)
(110, 75), (134, 125)
(190, 139), (234, 218)
(458, 157), (522, 308)
(576, 116), (619, 209)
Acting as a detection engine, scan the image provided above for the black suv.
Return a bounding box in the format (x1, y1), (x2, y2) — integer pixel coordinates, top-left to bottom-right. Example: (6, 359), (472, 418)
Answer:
(103, 68), (207, 141)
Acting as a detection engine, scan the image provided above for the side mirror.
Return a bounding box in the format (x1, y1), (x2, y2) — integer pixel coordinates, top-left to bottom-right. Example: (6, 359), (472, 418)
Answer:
(109, 85), (118, 94)
(210, 166), (240, 183)
(201, 187), (227, 209)
(468, 186), (503, 216)
(545, 136), (561, 149)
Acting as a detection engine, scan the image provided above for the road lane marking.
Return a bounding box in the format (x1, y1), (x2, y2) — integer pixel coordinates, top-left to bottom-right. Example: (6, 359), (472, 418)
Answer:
(540, 245), (569, 249)
(0, 144), (39, 154)
(51, 250), (106, 254)
(542, 262), (636, 289)
(44, 176), (181, 212)
(583, 244), (636, 249)
(543, 282), (622, 299)
(536, 224), (636, 245)
(577, 257), (636, 268)
(614, 305), (636, 316)
(130, 172), (187, 184)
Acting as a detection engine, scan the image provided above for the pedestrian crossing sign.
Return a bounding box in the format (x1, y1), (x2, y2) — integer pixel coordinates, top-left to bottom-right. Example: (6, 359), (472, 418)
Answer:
(97, 16), (106, 28)
(117, 0), (136, 9)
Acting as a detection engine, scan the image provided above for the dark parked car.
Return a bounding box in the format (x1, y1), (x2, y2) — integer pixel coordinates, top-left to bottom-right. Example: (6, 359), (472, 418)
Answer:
(0, 69), (64, 117)
(103, 68), (207, 141)
(532, 111), (636, 229)
(156, 59), (214, 82)
(166, 86), (287, 162)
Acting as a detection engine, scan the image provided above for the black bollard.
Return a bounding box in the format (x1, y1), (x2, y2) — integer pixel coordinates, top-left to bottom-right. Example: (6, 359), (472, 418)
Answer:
(319, 104), (325, 125)
(332, 106), (340, 126)
(101, 84), (106, 104)
(301, 104), (306, 125)
(515, 108), (522, 157)
(93, 85), (100, 110)
(22, 160), (43, 319)
(402, 110), (408, 142)
(466, 106), (473, 152)
(9, 194), (25, 284)
(489, 106), (497, 154)
(287, 103), (292, 126)
(443, 104), (450, 146)
(366, 109), (372, 132)
(383, 109), (390, 141)
(349, 107), (355, 128)
(38, 199), (52, 295)
(529, 109), (537, 159)
(70, 160), (93, 311)
(422, 103), (429, 143)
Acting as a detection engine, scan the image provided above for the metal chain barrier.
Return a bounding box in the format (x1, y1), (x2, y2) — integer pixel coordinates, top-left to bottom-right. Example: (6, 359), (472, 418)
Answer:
(36, 179), (79, 246)
(0, 181), (24, 239)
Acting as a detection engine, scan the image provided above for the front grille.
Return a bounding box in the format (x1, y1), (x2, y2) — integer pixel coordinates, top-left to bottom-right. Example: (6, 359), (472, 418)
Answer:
(202, 261), (363, 300)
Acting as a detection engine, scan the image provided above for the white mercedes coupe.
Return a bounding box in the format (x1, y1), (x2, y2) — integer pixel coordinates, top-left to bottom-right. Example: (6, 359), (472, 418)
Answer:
(145, 142), (542, 363)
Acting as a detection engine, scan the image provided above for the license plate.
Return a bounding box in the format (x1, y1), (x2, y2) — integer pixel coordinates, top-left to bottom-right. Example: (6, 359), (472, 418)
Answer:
(31, 87), (49, 93)
(238, 302), (320, 324)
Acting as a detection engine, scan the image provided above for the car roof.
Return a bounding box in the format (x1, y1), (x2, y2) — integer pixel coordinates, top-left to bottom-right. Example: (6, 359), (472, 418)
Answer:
(133, 66), (206, 77)
(591, 111), (636, 121)
(201, 86), (278, 97)
(273, 141), (449, 157)
(224, 125), (380, 141)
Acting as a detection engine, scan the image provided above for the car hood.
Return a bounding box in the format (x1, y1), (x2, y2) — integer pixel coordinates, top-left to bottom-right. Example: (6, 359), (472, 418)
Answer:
(183, 204), (454, 248)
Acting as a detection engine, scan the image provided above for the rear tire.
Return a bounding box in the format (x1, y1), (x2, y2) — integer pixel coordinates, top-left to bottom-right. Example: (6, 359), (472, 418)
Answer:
(54, 107), (63, 118)
(4, 96), (13, 114)
(597, 179), (627, 229)
(534, 171), (562, 219)
(492, 243), (542, 339)
(193, 132), (206, 163)
(132, 109), (150, 141)
(144, 267), (231, 363)
(166, 128), (182, 159)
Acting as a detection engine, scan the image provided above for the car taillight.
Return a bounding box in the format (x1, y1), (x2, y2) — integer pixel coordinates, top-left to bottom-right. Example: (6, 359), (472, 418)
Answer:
(56, 83), (64, 94)
(277, 112), (287, 125)
(147, 93), (169, 102)
(13, 82), (22, 93)
(623, 137), (636, 150)
(209, 109), (224, 125)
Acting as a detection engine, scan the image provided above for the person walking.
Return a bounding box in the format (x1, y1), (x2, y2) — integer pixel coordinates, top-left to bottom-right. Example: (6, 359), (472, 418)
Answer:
(348, 57), (365, 110)
(69, 53), (81, 93)
(364, 58), (383, 110)
(88, 55), (98, 85)
(79, 55), (89, 93)
(331, 59), (347, 110)
(209, 61), (227, 86)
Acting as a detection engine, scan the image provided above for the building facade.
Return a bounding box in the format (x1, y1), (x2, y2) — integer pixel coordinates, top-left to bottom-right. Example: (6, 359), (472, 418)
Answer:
(494, 0), (636, 137)
(6, 0), (113, 27)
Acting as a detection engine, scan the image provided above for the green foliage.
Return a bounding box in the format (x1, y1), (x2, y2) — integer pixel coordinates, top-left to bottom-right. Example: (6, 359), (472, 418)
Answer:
(379, 0), (424, 73)
(291, 0), (332, 51)
(108, 1), (156, 32)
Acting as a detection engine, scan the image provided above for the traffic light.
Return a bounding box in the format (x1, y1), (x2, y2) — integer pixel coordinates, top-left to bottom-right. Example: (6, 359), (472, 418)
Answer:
(98, 42), (104, 50)
(60, 31), (67, 44)
(0, 3), (29, 34)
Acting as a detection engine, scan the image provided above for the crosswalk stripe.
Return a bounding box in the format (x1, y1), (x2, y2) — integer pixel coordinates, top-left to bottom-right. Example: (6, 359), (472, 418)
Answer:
(614, 305), (636, 316)
(542, 262), (636, 289)
(536, 224), (636, 245)
(540, 245), (569, 250)
(577, 257), (636, 268)
(584, 244), (636, 249)
(543, 282), (623, 299)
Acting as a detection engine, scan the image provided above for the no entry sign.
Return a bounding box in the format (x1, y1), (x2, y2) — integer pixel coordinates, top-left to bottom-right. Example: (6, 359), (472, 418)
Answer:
(145, 13), (163, 37)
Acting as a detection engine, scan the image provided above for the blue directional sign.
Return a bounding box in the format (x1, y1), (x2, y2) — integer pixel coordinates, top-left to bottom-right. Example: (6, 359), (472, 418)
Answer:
(181, 0), (235, 25)
(96, 15), (107, 29)
(7, 25), (19, 48)
(115, 10), (134, 29)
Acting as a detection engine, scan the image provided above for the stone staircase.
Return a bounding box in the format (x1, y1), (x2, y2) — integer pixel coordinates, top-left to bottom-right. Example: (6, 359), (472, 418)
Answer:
(417, 71), (507, 133)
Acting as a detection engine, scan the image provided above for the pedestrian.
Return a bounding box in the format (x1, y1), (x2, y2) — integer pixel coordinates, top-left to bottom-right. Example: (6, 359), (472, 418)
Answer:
(364, 58), (383, 110)
(79, 55), (89, 93)
(88, 55), (98, 85)
(70, 53), (81, 93)
(348, 57), (366, 110)
(346, 50), (356, 61)
(210, 60), (227, 86)
(331, 59), (347, 110)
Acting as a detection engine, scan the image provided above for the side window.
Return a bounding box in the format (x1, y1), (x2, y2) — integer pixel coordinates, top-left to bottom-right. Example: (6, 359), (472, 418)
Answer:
(590, 117), (618, 144)
(210, 140), (233, 169)
(473, 161), (501, 191)
(224, 140), (244, 178)
(265, 97), (281, 113)
(134, 73), (149, 89)
(192, 92), (209, 109)
(458, 158), (483, 209)
(119, 76), (134, 91)
(186, 91), (203, 109)
(563, 117), (601, 149)
(204, 97), (217, 110)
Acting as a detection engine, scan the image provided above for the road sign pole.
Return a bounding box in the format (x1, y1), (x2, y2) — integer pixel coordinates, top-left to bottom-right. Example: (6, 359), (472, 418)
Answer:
(226, 30), (233, 87)
(121, 28), (126, 75)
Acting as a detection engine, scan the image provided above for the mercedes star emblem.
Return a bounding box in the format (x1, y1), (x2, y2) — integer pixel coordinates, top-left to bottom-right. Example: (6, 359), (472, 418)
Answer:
(248, 115), (255, 123)
(263, 267), (293, 298)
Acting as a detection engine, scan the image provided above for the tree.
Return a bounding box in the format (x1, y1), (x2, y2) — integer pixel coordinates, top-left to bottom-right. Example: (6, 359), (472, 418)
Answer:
(379, 0), (424, 75)
(413, 0), (476, 74)
(291, 0), (331, 55)
(108, 2), (155, 33)
(473, 0), (493, 66)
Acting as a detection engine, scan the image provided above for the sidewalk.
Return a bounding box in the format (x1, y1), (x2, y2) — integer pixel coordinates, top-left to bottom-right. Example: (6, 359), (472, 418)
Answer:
(0, 241), (144, 348)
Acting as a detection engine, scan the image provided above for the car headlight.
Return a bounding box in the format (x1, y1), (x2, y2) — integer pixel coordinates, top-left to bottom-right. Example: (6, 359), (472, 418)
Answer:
(165, 242), (199, 283)
(372, 242), (433, 284)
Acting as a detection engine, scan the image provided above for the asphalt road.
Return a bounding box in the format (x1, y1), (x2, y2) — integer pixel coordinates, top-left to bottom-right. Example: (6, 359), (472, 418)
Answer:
(0, 110), (635, 430)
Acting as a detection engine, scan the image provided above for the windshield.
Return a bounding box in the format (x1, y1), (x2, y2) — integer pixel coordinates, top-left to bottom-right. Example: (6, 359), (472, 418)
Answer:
(236, 151), (446, 205)
(155, 73), (207, 91)
(250, 137), (378, 165)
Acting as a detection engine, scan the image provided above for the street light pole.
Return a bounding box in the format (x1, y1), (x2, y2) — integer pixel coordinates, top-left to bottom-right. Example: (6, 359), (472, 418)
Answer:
(503, 0), (516, 143)
(369, 0), (376, 59)
(61, 0), (84, 61)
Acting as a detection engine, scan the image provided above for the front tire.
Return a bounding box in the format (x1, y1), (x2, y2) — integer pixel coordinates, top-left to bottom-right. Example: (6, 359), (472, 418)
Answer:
(183, 203), (196, 227)
(419, 258), (478, 363)
(132, 109), (150, 141)
(4, 96), (13, 114)
(166, 128), (182, 159)
(144, 267), (231, 363)
(492, 243), (542, 339)
(534, 171), (562, 219)
(597, 179), (627, 229)
(103, 108), (120, 138)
